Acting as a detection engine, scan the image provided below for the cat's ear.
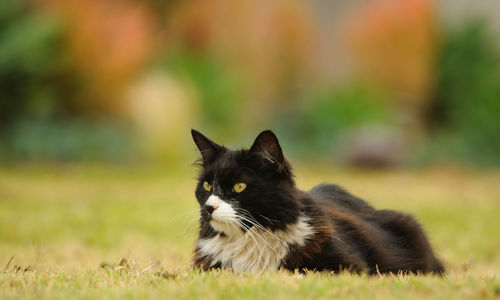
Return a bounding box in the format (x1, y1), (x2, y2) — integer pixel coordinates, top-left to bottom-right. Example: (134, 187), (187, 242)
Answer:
(191, 129), (223, 164)
(250, 130), (284, 165)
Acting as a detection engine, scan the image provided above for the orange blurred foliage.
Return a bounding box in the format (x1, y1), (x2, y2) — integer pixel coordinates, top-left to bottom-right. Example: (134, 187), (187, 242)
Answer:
(167, 0), (316, 108)
(346, 0), (438, 109)
(43, 0), (155, 115)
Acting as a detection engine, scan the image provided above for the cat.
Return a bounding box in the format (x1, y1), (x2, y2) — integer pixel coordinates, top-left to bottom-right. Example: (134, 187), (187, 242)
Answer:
(190, 129), (445, 274)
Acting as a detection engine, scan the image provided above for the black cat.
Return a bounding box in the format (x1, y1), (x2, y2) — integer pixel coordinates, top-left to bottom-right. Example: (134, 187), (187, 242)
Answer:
(191, 129), (445, 274)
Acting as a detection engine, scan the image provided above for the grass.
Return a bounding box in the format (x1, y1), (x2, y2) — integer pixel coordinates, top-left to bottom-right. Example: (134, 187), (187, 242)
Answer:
(0, 164), (499, 299)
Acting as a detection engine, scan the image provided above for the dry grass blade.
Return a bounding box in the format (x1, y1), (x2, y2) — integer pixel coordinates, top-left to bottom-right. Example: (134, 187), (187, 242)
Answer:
(141, 261), (160, 274)
(3, 256), (14, 273)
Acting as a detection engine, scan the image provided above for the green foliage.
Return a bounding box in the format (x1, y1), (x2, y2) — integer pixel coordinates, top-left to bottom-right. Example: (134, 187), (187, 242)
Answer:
(0, 0), (64, 125)
(0, 2), (139, 162)
(163, 51), (244, 133)
(0, 119), (137, 162)
(429, 20), (500, 165)
(276, 84), (392, 157)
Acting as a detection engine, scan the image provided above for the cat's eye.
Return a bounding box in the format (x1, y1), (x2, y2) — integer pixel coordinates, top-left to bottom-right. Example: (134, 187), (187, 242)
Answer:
(234, 182), (247, 193)
(203, 181), (211, 192)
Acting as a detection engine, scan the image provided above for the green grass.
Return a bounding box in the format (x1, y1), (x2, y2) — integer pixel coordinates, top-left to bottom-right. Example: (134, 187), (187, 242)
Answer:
(1, 164), (499, 299)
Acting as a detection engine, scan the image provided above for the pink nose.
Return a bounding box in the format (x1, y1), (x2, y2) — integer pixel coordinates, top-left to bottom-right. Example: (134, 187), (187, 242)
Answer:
(205, 204), (219, 214)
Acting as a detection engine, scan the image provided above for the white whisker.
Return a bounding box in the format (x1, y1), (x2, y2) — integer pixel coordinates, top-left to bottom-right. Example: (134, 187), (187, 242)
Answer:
(236, 210), (284, 244)
(236, 219), (285, 266)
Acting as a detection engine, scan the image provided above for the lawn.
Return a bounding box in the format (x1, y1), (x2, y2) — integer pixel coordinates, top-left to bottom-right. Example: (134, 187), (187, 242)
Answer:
(0, 164), (499, 299)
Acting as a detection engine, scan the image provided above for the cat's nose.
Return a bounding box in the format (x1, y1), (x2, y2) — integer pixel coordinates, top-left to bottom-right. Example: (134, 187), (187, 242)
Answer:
(205, 204), (219, 214)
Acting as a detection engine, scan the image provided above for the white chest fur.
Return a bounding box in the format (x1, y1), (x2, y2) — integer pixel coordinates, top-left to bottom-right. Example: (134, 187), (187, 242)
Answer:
(197, 216), (315, 272)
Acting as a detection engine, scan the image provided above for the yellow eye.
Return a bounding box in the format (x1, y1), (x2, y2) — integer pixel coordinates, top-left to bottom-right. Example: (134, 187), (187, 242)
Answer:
(234, 182), (247, 193)
(203, 181), (211, 192)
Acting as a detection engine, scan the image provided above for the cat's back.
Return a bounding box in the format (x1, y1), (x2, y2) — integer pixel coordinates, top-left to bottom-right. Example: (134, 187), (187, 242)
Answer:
(307, 183), (374, 214)
(306, 182), (445, 274)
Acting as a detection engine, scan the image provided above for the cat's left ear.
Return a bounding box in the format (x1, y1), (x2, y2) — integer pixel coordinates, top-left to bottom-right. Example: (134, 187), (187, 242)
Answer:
(250, 130), (284, 166)
(191, 129), (223, 164)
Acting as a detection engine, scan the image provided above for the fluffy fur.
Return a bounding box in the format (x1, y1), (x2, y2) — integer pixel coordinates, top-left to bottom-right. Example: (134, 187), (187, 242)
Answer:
(191, 129), (445, 274)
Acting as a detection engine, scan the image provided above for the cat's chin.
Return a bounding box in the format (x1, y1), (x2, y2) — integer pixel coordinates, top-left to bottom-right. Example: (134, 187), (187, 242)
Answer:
(209, 219), (229, 233)
(210, 219), (241, 236)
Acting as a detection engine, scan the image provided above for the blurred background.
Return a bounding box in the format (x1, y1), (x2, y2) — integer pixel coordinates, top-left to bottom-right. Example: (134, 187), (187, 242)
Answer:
(1, 0), (500, 280)
(1, 0), (500, 167)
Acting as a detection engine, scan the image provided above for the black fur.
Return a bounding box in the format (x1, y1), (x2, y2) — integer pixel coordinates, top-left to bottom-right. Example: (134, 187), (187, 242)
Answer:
(191, 129), (445, 274)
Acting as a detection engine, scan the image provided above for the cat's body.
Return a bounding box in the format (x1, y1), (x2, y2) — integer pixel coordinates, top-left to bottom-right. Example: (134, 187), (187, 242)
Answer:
(191, 129), (444, 274)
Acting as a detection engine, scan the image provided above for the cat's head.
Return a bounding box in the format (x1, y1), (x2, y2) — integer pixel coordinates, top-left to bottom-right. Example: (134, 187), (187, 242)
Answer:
(191, 129), (300, 237)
